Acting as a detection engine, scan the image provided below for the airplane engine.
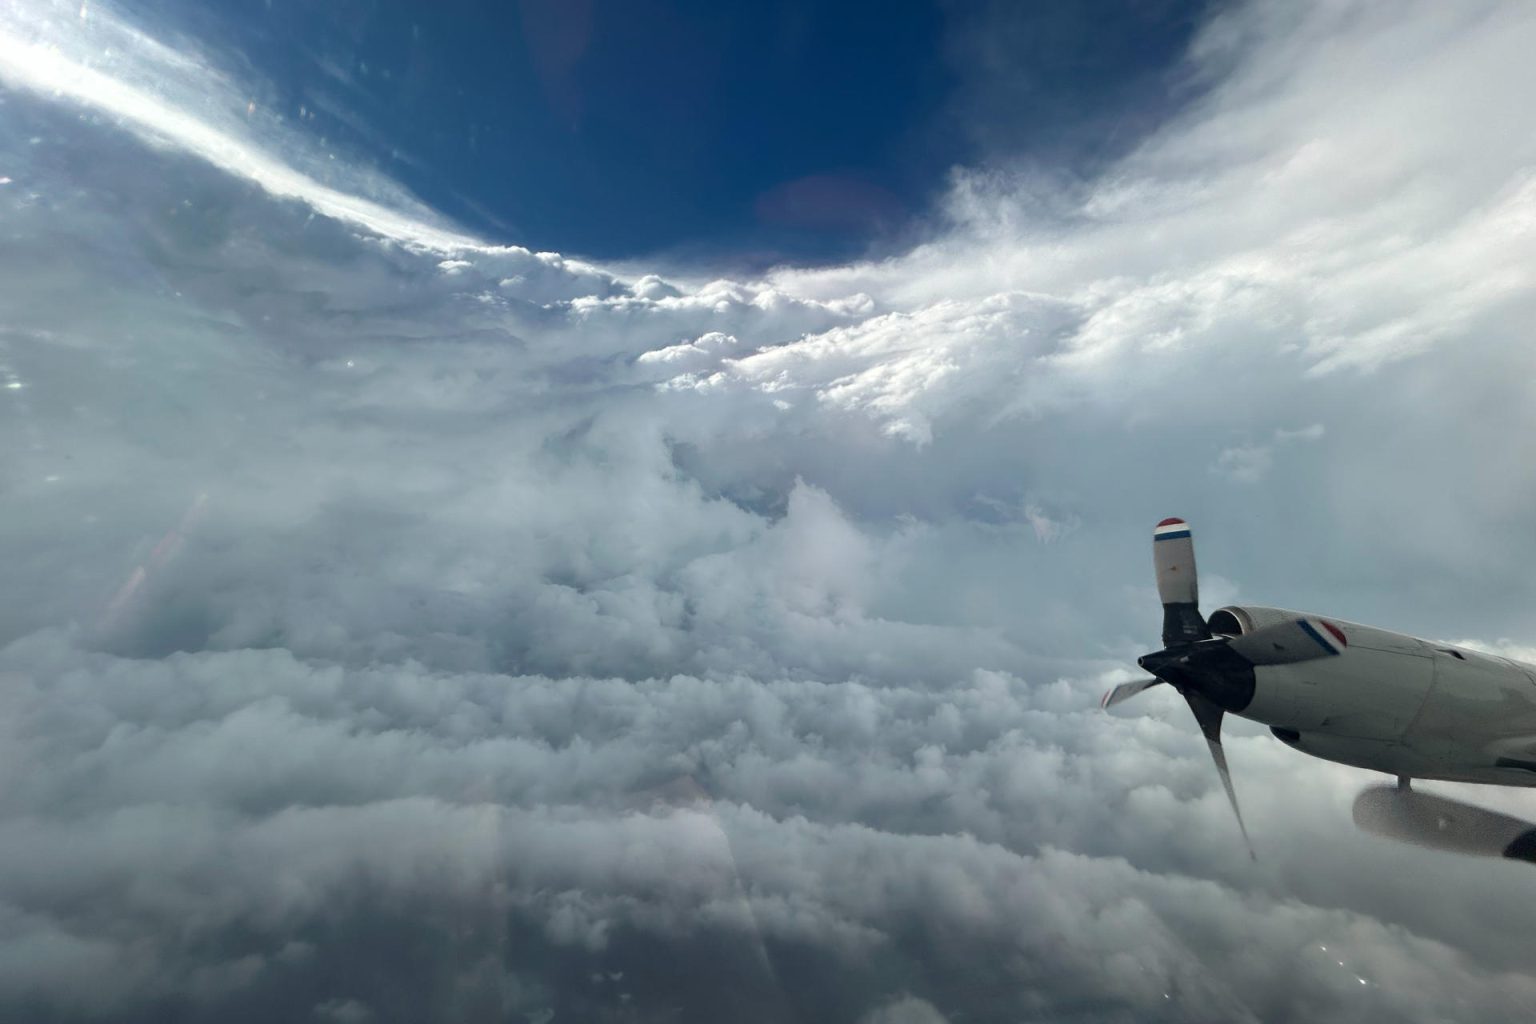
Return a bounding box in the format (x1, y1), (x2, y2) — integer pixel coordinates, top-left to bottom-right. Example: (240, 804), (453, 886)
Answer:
(1208, 604), (1433, 742)
(1103, 517), (1536, 851)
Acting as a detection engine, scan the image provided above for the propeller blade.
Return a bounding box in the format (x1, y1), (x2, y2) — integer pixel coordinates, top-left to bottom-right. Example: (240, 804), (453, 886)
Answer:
(1154, 518), (1210, 646)
(1181, 688), (1256, 860)
(1101, 677), (1163, 710)
(1226, 616), (1347, 666)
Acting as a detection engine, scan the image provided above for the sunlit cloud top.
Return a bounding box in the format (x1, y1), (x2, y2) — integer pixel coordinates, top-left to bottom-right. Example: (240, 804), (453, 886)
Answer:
(0, 0), (485, 250)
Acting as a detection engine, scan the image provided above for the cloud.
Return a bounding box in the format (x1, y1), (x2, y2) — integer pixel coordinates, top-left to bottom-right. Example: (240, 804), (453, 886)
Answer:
(0, 0), (483, 251)
(5, 632), (1536, 1023)
(1212, 443), (1273, 484)
(4, 0), (1536, 1021)
(860, 996), (950, 1024)
(1212, 424), (1325, 484)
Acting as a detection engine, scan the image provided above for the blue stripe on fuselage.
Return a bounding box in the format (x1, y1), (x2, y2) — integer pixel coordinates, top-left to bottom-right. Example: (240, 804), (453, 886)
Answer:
(1154, 530), (1192, 541)
(1297, 619), (1338, 655)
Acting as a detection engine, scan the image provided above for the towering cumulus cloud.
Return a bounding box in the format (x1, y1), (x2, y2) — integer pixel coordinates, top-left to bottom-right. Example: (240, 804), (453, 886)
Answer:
(4, 0), (1536, 1021)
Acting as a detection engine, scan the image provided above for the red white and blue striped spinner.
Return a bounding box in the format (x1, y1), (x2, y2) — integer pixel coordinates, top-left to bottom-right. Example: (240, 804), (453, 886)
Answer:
(1154, 517), (1192, 541)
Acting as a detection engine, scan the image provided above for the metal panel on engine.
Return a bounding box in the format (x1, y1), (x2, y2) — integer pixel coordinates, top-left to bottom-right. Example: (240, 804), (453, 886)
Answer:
(1213, 605), (1432, 657)
(1250, 646), (1434, 740)
(1401, 648), (1536, 772)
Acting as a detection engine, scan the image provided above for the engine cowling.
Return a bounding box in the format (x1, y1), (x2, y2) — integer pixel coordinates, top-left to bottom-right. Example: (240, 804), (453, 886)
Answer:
(1208, 605), (1434, 741)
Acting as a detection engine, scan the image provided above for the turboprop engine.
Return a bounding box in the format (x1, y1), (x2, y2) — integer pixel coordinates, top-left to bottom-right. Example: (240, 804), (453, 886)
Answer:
(1101, 519), (1352, 857)
(1106, 517), (1536, 856)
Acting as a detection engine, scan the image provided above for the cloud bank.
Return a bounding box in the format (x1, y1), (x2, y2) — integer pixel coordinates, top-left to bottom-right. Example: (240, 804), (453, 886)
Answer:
(4, 0), (1536, 1020)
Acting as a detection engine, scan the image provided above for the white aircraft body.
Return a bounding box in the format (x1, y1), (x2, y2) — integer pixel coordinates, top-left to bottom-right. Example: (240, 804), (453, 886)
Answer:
(1104, 518), (1536, 858)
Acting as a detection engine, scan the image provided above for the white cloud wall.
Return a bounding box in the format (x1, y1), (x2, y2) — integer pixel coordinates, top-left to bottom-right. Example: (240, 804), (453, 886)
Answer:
(4, 0), (1536, 1020)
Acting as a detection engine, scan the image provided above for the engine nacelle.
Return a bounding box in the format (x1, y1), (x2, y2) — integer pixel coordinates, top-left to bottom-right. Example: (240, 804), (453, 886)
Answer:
(1208, 605), (1434, 741)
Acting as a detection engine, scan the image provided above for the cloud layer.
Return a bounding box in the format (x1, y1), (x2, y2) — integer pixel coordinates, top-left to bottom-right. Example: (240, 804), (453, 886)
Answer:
(5, 0), (1536, 1020)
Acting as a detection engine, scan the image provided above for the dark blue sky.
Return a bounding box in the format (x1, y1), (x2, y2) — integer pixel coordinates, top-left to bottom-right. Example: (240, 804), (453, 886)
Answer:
(135, 0), (1210, 265)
